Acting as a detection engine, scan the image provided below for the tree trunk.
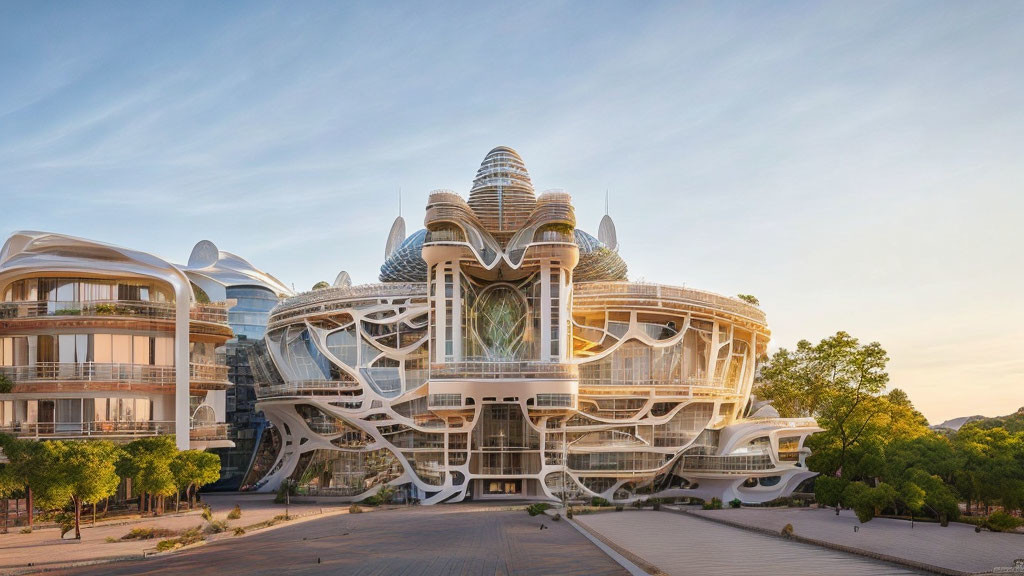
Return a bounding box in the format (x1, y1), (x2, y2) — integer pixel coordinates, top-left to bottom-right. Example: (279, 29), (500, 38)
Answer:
(176, 492), (180, 513)
(3, 498), (8, 534)
(92, 502), (96, 526)
(26, 486), (33, 529)
(74, 496), (81, 540)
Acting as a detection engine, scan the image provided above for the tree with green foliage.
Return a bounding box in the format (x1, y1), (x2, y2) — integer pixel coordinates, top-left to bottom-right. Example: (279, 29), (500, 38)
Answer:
(118, 436), (177, 515)
(736, 294), (760, 306)
(0, 434), (48, 530)
(758, 332), (892, 475)
(813, 475), (848, 512)
(170, 450), (221, 511)
(40, 441), (121, 539)
(312, 281), (330, 290)
(953, 424), (1024, 515)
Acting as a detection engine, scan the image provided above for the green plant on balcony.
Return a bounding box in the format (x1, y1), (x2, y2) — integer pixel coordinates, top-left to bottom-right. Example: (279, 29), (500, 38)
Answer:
(54, 308), (81, 316)
(0, 373), (12, 393)
(94, 303), (118, 315)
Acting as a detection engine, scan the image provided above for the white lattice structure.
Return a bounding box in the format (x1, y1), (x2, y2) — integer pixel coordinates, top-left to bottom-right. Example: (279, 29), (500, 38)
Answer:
(250, 147), (820, 504)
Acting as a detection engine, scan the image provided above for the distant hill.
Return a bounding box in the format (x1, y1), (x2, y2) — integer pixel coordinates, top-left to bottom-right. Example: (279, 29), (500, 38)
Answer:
(933, 407), (1024, 433)
(930, 415), (986, 432)
(961, 406), (1024, 433)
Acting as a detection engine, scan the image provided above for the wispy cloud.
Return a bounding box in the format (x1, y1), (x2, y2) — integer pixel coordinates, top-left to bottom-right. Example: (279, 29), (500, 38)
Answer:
(1, 1), (1022, 422)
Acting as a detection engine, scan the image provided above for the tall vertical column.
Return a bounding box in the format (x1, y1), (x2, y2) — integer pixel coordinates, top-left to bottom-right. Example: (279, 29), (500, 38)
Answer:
(540, 262), (551, 361)
(451, 265), (462, 360)
(174, 279), (190, 450)
(433, 263), (447, 364)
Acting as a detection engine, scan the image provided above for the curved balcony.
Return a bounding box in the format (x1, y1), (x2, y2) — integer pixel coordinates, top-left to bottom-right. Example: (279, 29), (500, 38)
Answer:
(677, 453), (775, 474)
(0, 420), (175, 439)
(189, 303), (229, 324)
(573, 282), (767, 326)
(254, 379), (362, 399)
(189, 363), (232, 391)
(0, 362), (232, 393)
(188, 302), (234, 339)
(0, 300), (176, 330)
(189, 422), (229, 442)
(429, 361), (578, 380)
(0, 362), (176, 393)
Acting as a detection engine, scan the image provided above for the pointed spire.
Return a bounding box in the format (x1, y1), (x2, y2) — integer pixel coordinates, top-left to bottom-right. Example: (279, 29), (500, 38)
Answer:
(598, 190), (618, 251)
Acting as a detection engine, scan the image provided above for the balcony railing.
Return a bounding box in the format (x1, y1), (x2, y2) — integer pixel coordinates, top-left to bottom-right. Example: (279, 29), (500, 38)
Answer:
(0, 420), (175, 439)
(254, 379), (362, 399)
(189, 303), (230, 324)
(188, 363), (231, 389)
(189, 423), (229, 441)
(0, 299), (176, 320)
(573, 282), (767, 324)
(0, 362), (176, 386)
(429, 361), (578, 380)
(678, 453), (775, 473)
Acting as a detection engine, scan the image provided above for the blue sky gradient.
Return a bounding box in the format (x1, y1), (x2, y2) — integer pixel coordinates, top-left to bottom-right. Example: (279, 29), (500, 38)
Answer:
(1, 1), (1022, 422)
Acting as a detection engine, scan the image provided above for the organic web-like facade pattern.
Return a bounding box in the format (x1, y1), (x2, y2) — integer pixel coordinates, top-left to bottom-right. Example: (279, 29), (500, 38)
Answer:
(251, 147), (820, 505)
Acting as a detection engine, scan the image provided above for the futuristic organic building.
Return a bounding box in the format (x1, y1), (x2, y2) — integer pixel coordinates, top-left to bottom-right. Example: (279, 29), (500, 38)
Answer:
(0, 232), (235, 450)
(251, 147), (821, 504)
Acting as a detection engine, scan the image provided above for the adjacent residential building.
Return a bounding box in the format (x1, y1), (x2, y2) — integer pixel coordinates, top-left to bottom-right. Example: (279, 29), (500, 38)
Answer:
(0, 232), (234, 450)
(248, 147), (821, 504)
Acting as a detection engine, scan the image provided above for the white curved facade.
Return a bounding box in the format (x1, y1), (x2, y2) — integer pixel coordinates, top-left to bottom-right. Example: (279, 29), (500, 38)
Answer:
(250, 147), (820, 504)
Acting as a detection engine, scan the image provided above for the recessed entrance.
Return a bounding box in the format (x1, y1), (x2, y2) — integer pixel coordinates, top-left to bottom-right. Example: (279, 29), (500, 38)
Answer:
(484, 479), (521, 495)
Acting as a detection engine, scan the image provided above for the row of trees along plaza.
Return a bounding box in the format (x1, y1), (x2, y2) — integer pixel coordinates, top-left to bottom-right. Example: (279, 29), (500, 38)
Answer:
(0, 435), (219, 539)
(756, 331), (1024, 531)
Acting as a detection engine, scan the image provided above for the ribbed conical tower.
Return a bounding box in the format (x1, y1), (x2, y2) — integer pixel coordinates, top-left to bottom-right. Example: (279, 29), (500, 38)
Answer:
(467, 146), (536, 244)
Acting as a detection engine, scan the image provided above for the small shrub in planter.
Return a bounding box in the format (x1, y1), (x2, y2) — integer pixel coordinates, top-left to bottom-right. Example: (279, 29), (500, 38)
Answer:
(781, 523), (794, 538)
(349, 504), (363, 514)
(201, 505), (213, 522)
(985, 511), (1024, 532)
(729, 498), (742, 509)
(122, 527), (177, 540)
(526, 503), (552, 517)
(590, 497), (610, 507)
(702, 497), (723, 510)
(234, 527), (246, 536)
(615, 505), (624, 512)
(552, 513), (561, 521)
(205, 519), (229, 534)
(227, 505), (242, 520)
(567, 508), (574, 519)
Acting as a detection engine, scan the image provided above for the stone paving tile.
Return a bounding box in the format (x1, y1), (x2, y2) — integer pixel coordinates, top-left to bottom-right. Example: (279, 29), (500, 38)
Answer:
(48, 506), (627, 576)
(689, 507), (1024, 574)
(577, 510), (925, 576)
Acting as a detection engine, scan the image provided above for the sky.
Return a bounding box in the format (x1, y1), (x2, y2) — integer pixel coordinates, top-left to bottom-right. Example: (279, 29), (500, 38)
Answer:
(1, 1), (1021, 424)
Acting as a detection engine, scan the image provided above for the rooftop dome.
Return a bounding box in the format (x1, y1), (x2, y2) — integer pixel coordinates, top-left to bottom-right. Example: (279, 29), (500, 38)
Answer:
(467, 146), (536, 243)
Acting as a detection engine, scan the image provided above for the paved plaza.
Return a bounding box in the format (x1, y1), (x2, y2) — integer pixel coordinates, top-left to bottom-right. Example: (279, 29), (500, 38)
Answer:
(576, 511), (927, 576)
(689, 507), (1024, 575)
(0, 494), (353, 575)
(12, 502), (1023, 576)
(47, 505), (626, 576)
